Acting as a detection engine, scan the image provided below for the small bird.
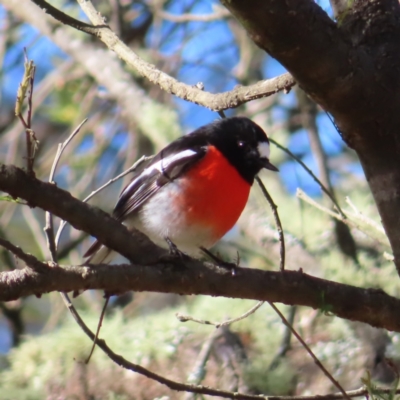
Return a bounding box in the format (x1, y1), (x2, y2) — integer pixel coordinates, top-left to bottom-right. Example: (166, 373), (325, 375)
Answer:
(84, 117), (278, 264)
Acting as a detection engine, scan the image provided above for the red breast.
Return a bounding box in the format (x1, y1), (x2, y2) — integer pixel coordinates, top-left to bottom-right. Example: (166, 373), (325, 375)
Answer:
(175, 145), (251, 241)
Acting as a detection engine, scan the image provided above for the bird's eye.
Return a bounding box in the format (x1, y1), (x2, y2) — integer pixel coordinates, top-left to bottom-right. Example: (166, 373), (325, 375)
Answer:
(237, 141), (245, 147)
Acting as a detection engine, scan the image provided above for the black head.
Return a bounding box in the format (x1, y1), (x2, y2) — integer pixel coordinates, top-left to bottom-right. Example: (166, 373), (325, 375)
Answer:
(205, 117), (278, 184)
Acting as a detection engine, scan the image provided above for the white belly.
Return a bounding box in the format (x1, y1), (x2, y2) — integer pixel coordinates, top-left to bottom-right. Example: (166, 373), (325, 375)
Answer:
(125, 181), (216, 256)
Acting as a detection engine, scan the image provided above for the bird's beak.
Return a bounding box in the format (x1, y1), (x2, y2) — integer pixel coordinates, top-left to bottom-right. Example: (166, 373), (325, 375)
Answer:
(262, 159), (279, 172)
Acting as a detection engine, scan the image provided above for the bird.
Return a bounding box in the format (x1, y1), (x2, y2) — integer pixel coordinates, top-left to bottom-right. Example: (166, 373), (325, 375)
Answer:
(84, 116), (278, 264)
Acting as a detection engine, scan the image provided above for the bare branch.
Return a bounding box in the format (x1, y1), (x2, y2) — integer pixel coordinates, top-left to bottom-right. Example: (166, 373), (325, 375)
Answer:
(28, 0), (295, 111)
(45, 119), (87, 260)
(176, 301), (264, 328)
(255, 177), (285, 270)
(270, 138), (345, 217)
(85, 294), (109, 364)
(1, 257), (400, 333)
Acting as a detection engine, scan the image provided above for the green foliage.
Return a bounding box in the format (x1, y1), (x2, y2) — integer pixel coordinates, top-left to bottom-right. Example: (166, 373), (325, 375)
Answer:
(0, 195), (26, 205)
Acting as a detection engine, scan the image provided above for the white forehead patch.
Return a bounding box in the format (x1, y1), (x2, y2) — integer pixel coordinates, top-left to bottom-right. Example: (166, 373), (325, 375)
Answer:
(258, 142), (270, 159)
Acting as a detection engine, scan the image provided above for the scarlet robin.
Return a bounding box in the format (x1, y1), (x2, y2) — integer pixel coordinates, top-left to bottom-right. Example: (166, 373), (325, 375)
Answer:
(85, 117), (278, 263)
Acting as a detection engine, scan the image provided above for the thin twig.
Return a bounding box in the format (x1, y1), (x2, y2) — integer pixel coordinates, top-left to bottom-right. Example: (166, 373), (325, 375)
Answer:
(255, 176), (285, 271)
(268, 302), (351, 400)
(45, 119), (87, 259)
(42, 117), (114, 369)
(48, 119), (88, 185)
(85, 295), (110, 364)
(345, 196), (385, 234)
(268, 306), (296, 370)
(29, 0), (100, 35)
(176, 301), (264, 328)
(23, 50), (37, 174)
(269, 138), (346, 218)
(0, 236), (49, 272)
(297, 189), (389, 246)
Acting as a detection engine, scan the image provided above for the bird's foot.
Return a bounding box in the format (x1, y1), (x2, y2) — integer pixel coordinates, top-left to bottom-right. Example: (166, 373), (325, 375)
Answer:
(156, 237), (189, 266)
(165, 237), (188, 258)
(200, 247), (239, 276)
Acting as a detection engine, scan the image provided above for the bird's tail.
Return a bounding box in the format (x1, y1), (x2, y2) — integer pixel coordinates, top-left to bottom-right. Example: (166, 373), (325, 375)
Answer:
(84, 240), (114, 264)
(74, 241), (114, 297)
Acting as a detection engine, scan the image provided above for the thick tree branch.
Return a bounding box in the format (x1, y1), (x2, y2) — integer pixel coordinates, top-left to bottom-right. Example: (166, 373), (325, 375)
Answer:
(1, 258), (400, 333)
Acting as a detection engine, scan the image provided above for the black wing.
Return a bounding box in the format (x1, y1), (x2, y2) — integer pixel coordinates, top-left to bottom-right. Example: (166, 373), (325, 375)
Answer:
(113, 146), (206, 221)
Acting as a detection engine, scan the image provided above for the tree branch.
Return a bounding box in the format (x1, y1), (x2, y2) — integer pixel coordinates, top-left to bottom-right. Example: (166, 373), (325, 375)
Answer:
(27, 0), (295, 111)
(1, 256), (400, 332)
